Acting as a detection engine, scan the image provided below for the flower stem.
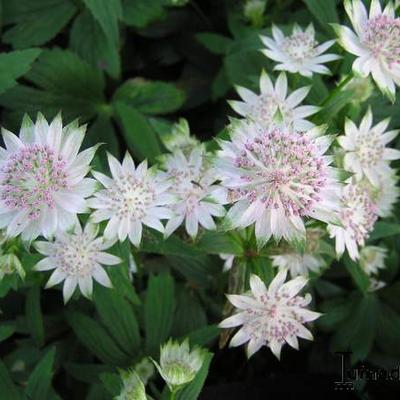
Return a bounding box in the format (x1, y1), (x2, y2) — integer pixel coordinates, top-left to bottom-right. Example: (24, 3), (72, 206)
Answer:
(319, 74), (353, 108)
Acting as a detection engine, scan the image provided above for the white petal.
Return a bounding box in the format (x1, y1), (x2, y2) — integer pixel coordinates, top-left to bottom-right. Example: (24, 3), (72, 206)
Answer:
(93, 266), (112, 287)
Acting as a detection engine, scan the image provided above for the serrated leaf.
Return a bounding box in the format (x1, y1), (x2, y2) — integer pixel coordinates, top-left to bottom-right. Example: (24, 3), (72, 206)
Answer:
(196, 32), (233, 55)
(70, 11), (120, 79)
(83, 0), (122, 46)
(144, 273), (175, 356)
(114, 102), (162, 162)
(196, 231), (243, 256)
(94, 285), (141, 356)
(2, 0), (76, 48)
(113, 79), (185, 115)
(0, 49), (41, 94)
(25, 347), (56, 400)
(344, 255), (370, 294)
(66, 311), (130, 366)
(25, 286), (45, 347)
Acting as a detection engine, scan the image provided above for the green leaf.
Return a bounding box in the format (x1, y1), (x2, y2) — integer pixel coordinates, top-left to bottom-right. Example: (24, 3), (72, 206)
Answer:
(303, 0), (338, 30)
(25, 286), (45, 347)
(368, 222), (400, 241)
(0, 49), (41, 94)
(83, 0), (122, 46)
(176, 352), (213, 400)
(25, 347), (56, 400)
(66, 311), (130, 366)
(113, 79), (185, 115)
(0, 325), (16, 342)
(121, 0), (165, 28)
(70, 11), (120, 79)
(144, 273), (176, 356)
(376, 302), (400, 357)
(94, 285), (141, 357)
(100, 372), (121, 397)
(0, 359), (22, 400)
(196, 32), (233, 55)
(64, 363), (112, 384)
(2, 0), (76, 48)
(344, 255), (371, 293)
(114, 102), (162, 162)
(0, 49), (105, 121)
(196, 231), (243, 256)
(186, 325), (219, 347)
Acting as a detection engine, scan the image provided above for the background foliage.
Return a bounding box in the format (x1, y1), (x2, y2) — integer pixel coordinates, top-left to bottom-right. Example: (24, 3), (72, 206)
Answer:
(0, 0), (400, 398)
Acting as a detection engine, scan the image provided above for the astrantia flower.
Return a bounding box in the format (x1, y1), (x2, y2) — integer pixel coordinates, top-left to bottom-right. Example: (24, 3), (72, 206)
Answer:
(359, 246), (387, 275)
(372, 170), (399, 217)
(219, 271), (321, 359)
(260, 24), (340, 77)
(88, 153), (174, 246)
(333, 0), (400, 101)
(327, 179), (378, 261)
(271, 253), (323, 278)
(338, 108), (400, 186)
(152, 339), (206, 392)
(0, 113), (98, 242)
(33, 223), (121, 303)
(230, 71), (319, 130)
(163, 146), (226, 239)
(115, 370), (146, 400)
(217, 120), (341, 247)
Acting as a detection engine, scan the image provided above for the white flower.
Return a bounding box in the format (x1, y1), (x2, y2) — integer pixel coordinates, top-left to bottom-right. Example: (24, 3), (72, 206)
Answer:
(88, 152), (174, 247)
(217, 120), (341, 247)
(338, 108), (400, 186)
(333, 0), (400, 101)
(271, 253), (324, 278)
(152, 339), (206, 392)
(0, 113), (98, 242)
(230, 71), (319, 131)
(359, 246), (387, 275)
(0, 254), (25, 280)
(260, 24), (340, 77)
(368, 277), (386, 292)
(372, 169), (399, 217)
(163, 146), (226, 239)
(220, 253), (235, 272)
(219, 271), (321, 359)
(33, 223), (121, 303)
(344, 76), (374, 104)
(115, 369), (147, 400)
(327, 179), (378, 261)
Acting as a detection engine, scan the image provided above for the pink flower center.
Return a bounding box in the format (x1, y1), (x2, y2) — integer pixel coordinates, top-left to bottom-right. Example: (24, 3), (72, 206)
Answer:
(0, 144), (68, 220)
(282, 32), (317, 62)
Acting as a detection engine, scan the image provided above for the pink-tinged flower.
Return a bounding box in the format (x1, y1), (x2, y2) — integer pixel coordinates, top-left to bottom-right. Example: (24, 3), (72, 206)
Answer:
(162, 146), (227, 239)
(229, 71), (319, 131)
(327, 179), (378, 261)
(216, 120), (341, 247)
(333, 0), (400, 101)
(373, 169), (399, 217)
(338, 108), (400, 186)
(219, 270), (321, 359)
(33, 223), (121, 303)
(260, 24), (340, 77)
(88, 153), (174, 247)
(359, 246), (387, 276)
(0, 113), (98, 242)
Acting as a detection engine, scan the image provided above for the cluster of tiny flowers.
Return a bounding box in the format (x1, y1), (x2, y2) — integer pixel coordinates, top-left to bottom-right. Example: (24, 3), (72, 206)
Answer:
(230, 71), (319, 130)
(219, 271), (321, 359)
(261, 24), (340, 77)
(217, 120), (341, 247)
(334, 0), (400, 100)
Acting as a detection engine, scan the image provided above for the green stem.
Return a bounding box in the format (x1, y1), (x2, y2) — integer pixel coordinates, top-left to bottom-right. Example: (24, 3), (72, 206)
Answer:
(170, 390), (177, 400)
(319, 74), (353, 108)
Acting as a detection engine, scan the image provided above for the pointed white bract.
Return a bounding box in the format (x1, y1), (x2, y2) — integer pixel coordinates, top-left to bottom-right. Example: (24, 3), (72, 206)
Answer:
(333, 0), (400, 101)
(327, 179), (378, 261)
(359, 246), (387, 276)
(230, 71), (319, 130)
(0, 113), (98, 242)
(372, 169), (400, 217)
(162, 146), (227, 239)
(338, 108), (400, 186)
(115, 369), (147, 400)
(88, 153), (174, 247)
(216, 120), (341, 247)
(260, 24), (340, 77)
(219, 271), (321, 359)
(271, 253), (323, 278)
(33, 223), (121, 303)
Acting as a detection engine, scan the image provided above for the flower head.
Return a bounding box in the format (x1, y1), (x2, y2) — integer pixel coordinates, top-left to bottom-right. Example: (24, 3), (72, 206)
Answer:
(219, 271), (321, 359)
(162, 146), (226, 239)
(338, 108), (400, 186)
(115, 369), (146, 400)
(0, 113), (98, 242)
(217, 120), (341, 247)
(359, 246), (387, 276)
(327, 179), (378, 260)
(261, 24), (340, 77)
(230, 71), (319, 130)
(0, 254), (25, 280)
(333, 0), (400, 101)
(153, 339), (206, 392)
(33, 223), (121, 303)
(89, 152), (174, 246)
(371, 169), (400, 217)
